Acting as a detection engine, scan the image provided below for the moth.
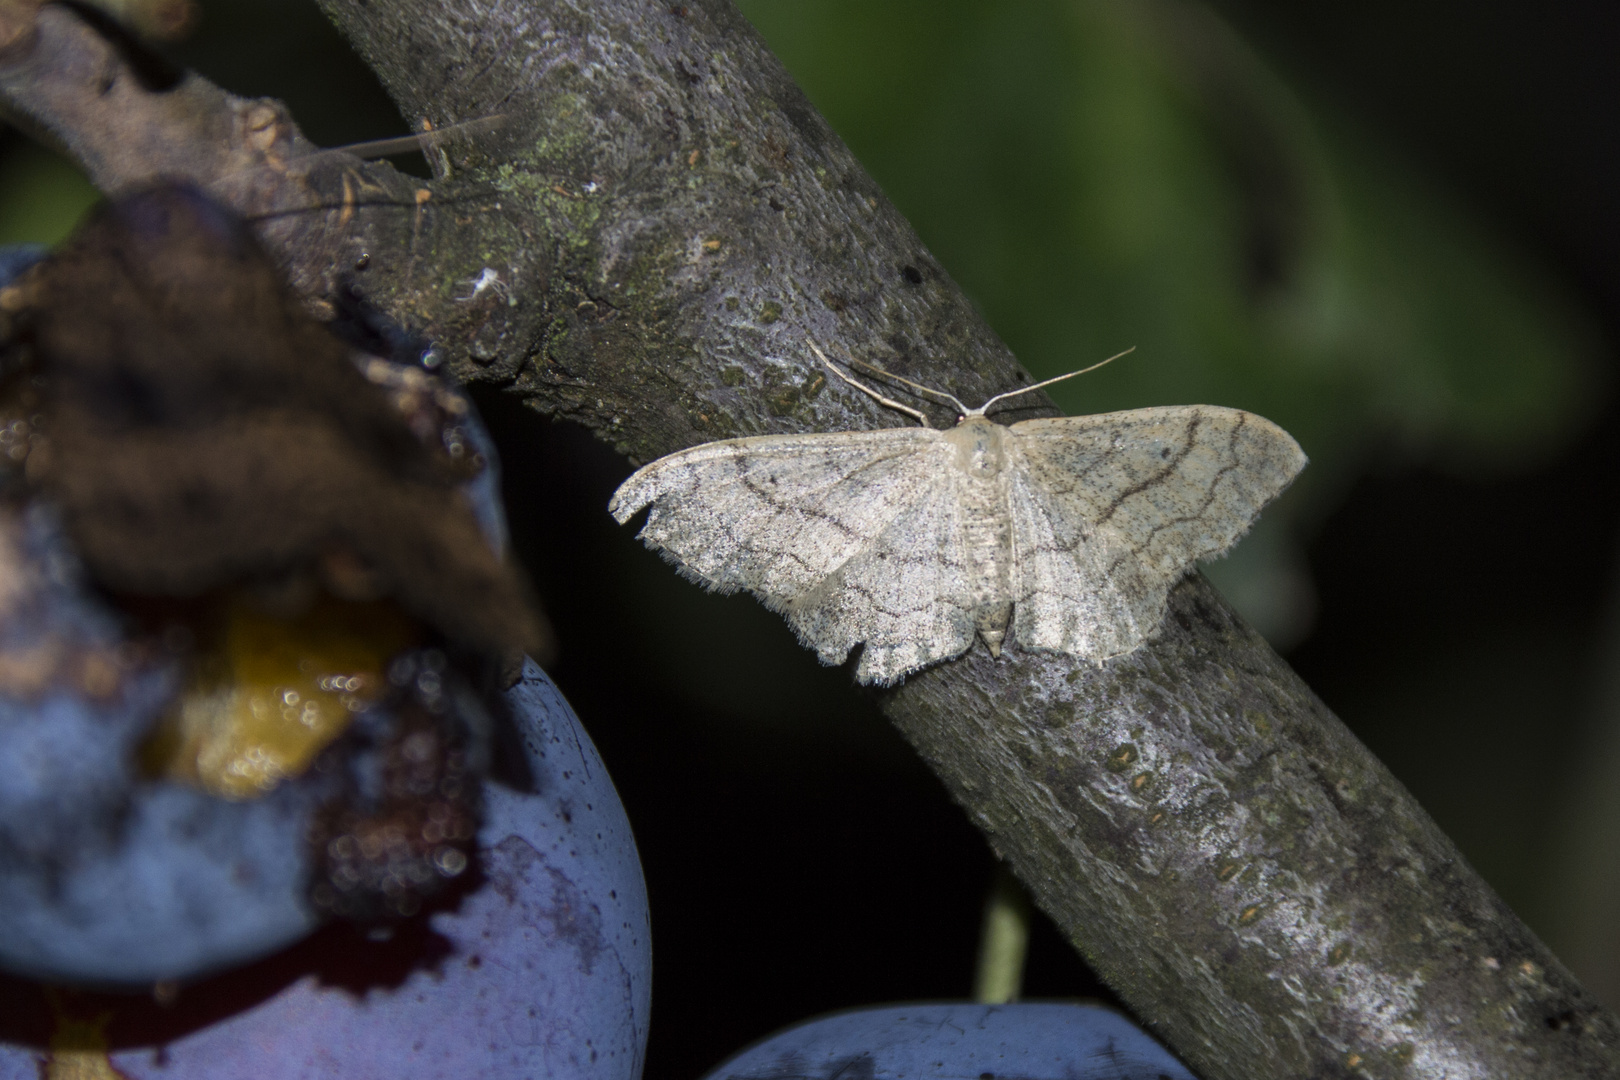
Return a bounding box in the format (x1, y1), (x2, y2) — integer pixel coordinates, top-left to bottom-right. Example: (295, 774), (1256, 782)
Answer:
(610, 347), (1306, 686)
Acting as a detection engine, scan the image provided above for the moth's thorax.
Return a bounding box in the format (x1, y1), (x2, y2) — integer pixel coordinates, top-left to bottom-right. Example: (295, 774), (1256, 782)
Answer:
(944, 415), (1007, 478)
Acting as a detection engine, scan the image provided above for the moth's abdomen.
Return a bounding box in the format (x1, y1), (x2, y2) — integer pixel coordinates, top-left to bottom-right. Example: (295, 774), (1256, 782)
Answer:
(960, 473), (1014, 650)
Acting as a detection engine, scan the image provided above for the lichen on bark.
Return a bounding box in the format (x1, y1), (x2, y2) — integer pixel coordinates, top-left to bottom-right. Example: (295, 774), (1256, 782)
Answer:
(2, 0), (1618, 1075)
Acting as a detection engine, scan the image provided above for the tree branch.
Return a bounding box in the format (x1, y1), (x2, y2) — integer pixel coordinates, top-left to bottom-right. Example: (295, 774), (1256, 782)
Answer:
(3, 0), (1617, 1075)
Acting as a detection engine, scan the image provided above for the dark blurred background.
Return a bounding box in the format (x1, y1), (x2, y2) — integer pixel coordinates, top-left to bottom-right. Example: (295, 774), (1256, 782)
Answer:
(5, 2), (1620, 1077)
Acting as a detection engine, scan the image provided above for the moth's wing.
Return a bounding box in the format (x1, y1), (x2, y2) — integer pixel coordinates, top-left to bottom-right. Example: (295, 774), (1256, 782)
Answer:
(1005, 406), (1306, 660)
(782, 469), (979, 686)
(607, 426), (948, 603)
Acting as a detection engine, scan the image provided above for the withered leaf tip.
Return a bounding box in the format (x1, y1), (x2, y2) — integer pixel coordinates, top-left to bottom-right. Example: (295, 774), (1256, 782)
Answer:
(11, 182), (550, 661)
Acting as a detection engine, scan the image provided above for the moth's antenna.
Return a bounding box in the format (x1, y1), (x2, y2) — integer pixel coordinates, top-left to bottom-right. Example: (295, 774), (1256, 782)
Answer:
(844, 355), (971, 417)
(809, 342), (933, 428)
(975, 347), (1136, 416)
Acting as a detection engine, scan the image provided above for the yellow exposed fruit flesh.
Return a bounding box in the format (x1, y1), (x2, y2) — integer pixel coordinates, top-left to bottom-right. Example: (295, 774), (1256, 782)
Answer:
(144, 595), (419, 799)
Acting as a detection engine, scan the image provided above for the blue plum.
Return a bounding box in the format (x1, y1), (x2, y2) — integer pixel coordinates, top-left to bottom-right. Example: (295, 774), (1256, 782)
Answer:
(702, 1002), (1198, 1080)
(0, 205), (552, 983)
(0, 659), (651, 1079)
(0, 217), (650, 1080)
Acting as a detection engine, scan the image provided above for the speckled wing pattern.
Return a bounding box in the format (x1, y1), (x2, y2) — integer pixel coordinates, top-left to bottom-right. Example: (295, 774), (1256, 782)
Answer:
(609, 404), (1305, 685)
(1004, 406), (1306, 661)
(608, 429), (981, 685)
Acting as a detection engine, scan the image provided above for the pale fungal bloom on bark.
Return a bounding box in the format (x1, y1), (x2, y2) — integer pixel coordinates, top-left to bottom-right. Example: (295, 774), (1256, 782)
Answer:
(608, 347), (1306, 686)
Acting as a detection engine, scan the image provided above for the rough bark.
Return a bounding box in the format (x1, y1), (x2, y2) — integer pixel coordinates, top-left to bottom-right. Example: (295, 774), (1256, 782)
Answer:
(2, 1), (1617, 1076)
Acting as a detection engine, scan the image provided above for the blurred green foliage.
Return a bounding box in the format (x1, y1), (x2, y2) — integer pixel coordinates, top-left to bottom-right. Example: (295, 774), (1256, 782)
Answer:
(738, 0), (1602, 644)
(741, 0), (1600, 479)
(0, 139), (97, 247)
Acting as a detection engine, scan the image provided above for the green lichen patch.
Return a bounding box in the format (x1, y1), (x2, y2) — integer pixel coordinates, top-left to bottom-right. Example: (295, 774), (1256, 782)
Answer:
(1106, 743), (1139, 773)
(767, 383), (800, 416)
